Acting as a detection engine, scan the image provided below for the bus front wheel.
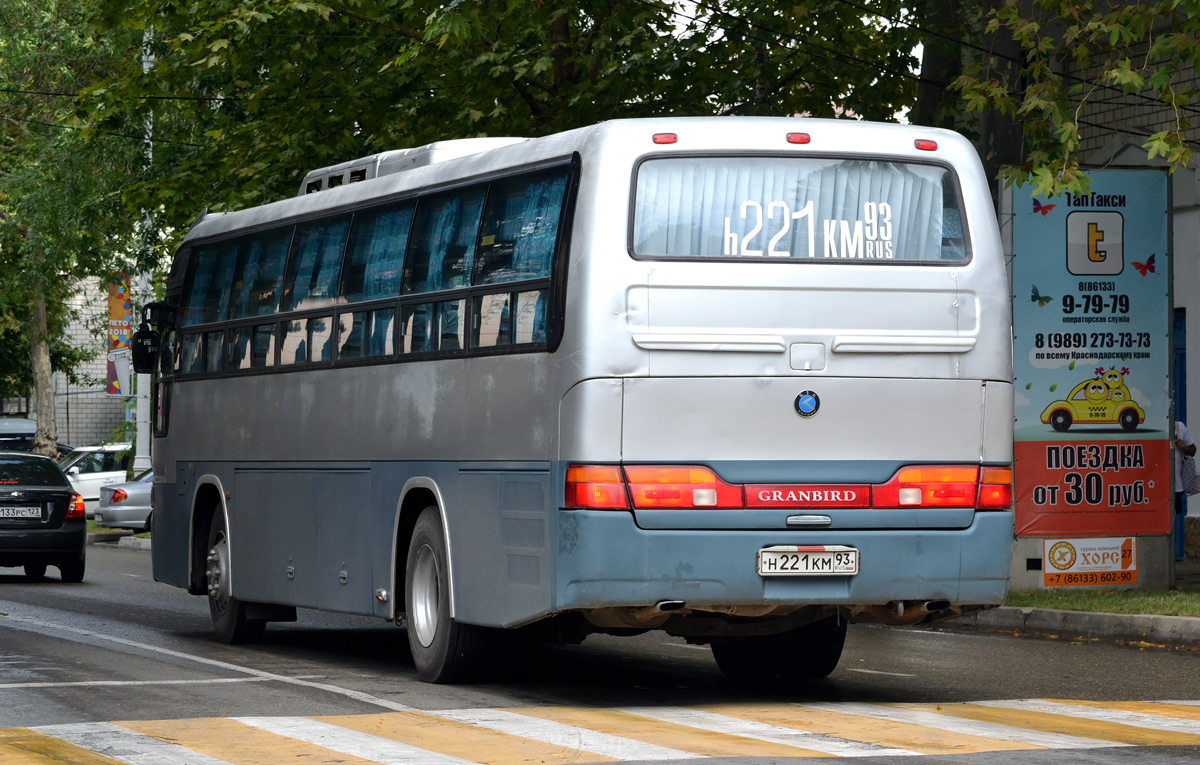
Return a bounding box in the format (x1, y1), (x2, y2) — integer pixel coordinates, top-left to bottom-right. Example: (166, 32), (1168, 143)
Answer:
(404, 506), (489, 683)
(711, 615), (847, 683)
(206, 513), (265, 644)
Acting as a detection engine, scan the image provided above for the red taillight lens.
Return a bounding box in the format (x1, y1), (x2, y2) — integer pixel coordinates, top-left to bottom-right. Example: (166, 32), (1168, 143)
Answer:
(652, 133), (678, 144)
(624, 466), (743, 509)
(977, 467), (1014, 509)
(786, 132), (811, 144)
(111, 488), (128, 503)
(66, 493), (85, 519)
(873, 466), (979, 508)
(565, 465), (629, 509)
(914, 139), (938, 151)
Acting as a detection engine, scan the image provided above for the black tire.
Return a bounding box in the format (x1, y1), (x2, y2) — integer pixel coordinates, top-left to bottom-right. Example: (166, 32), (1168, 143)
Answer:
(23, 563), (47, 581)
(1049, 409), (1072, 432)
(206, 513), (265, 643)
(711, 616), (848, 683)
(1118, 408), (1139, 432)
(404, 506), (489, 683)
(58, 552), (85, 583)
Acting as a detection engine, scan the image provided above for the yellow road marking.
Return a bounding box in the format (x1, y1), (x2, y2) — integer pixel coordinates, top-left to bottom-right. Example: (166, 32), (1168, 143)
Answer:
(505, 706), (830, 758)
(0, 729), (123, 765)
(697, 703), (1040, 756)
(318, 710), (618, 764)
(923, 702), (1200, 747)
(117, 717), (378, 764)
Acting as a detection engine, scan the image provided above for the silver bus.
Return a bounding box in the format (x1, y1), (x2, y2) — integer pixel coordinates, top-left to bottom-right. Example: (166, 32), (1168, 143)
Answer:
(136, 117), (1014, 684)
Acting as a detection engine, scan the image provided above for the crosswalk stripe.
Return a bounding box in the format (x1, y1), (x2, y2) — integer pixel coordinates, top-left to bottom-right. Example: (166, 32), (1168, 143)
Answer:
(318, 711), (620, 764)
(507, 706), (831, 758)
(619, 706), (919, 757)
(117, 717), (379, 765)
(813, 703), (1119, 749)
(934, 700), (1200, 747)
(30, 722), (234, 765)
(0, 726), (128, 765)
(976, 699), (1200, 737)
(1060, 700), (1200, 723)
(700, 702), (1039, 756)
(433, 708), (702, 760)
(233, 717), (474, 764)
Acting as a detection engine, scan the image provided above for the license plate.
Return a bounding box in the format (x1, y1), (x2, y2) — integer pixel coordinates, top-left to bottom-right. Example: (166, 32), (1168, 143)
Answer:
(0, 506), (41, 519)
(757, 545), (858, 576)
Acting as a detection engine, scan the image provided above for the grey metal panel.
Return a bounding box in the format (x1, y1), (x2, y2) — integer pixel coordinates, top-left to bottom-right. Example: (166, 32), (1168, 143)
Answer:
(557, 378), (624, 463)
(982, 381), (1016, 463)
(449, 468), (552, 627)
(233, 470), (320, 608)
(621, 377), (985, 463)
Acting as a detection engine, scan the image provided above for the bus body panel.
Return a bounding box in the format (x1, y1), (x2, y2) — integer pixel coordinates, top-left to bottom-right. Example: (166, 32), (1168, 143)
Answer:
(554, 509), (1014, 610)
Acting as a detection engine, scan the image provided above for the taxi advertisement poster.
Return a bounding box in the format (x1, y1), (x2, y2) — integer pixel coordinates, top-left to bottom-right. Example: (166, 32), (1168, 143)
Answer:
(1012, 169), (1170, 540)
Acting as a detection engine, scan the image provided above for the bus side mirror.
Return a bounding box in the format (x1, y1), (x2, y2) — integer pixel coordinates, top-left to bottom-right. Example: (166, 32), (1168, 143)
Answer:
(131, 325), (159, 374)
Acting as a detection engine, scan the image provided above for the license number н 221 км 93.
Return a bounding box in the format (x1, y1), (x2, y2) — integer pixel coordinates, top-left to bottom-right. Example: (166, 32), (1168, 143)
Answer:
(757, 545), (858, 576)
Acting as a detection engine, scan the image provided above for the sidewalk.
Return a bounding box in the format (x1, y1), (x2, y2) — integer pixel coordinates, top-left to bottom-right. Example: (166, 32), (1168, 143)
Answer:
(945, 557), (1200, 648)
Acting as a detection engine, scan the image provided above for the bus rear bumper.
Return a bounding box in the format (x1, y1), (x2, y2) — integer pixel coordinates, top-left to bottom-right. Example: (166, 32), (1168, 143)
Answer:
(555, 509), (1013, 622)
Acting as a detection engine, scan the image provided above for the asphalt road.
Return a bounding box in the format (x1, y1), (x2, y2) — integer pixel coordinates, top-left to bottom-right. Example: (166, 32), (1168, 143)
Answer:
(0, 544), (1197, 764)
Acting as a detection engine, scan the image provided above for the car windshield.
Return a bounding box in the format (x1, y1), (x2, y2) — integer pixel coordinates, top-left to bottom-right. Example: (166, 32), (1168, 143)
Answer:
(0, 457), (69, 487)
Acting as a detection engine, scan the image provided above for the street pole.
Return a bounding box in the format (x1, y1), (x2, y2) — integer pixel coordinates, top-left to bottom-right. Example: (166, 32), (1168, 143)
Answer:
(132, 29), (154, 473)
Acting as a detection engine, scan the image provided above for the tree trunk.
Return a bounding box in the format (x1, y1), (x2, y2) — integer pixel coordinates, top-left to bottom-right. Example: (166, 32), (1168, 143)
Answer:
(30, 285), (58, 457)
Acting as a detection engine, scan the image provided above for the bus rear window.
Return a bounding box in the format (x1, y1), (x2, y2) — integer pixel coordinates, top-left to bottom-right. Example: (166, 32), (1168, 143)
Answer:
(632, 157), (967, 263)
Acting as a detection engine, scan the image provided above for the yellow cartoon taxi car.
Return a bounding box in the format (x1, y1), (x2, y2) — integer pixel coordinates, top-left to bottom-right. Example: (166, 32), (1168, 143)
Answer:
(1039, 376), (1145, 432)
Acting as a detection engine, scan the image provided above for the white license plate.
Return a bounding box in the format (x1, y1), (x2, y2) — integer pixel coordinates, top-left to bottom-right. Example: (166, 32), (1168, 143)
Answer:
(757, 545), (858, 576)
(0, 506), (41, 519)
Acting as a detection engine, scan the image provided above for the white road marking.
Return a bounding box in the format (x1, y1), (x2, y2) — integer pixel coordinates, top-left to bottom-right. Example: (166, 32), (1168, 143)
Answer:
(434, 708), (704, 760)
(797, 701), (1126, 749)
(976, 699), (1200, 734)
(620, 705), (919, 757)
(32, 721), (235, 765)
(0, 677), (270, 689)
(234, 716), (474, 764)
(844, 668), (917, 677)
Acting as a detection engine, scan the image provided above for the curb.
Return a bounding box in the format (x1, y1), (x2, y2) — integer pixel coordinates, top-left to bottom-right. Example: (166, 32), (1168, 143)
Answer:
(87, 533), (151, 551)
(945, 606), (1200, 648)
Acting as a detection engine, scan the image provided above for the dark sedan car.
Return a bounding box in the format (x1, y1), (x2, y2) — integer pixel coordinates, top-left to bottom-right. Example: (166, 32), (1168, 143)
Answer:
(0, 452), (86, 581)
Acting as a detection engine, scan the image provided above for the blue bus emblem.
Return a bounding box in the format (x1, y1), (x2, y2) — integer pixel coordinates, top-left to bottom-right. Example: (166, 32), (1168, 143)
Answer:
(795, 390), (820, 418)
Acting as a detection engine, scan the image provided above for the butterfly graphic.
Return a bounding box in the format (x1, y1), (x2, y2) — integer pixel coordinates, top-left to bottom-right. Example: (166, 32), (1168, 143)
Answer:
(1031, 284), (1053, 309)
(1132, 254), (1156, 277)
(1033, 199), (1056, 216)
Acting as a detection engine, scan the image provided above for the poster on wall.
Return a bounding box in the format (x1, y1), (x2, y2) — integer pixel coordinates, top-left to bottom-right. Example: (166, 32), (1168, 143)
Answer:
(1012, 169), (1170, 537)
(106, 274), (132, 396)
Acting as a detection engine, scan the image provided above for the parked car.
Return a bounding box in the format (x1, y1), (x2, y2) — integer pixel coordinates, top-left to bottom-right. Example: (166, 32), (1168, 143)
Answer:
(0, 451), (86, 581)
(0, 417), (73, 457)
(58, 443), (132, 515)
(95, 470), (153, 532)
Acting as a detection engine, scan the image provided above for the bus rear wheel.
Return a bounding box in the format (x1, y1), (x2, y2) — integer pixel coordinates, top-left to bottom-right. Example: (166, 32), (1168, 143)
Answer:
(206, 513), (265, 643)
(405, 506), (489, 683)
(711, 616), (847, 683)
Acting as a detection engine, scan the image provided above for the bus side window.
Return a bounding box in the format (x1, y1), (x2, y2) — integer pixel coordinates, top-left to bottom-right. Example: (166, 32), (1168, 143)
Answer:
(281, 217), (351, 312)
(229, 229), (292, 319)
(342, 204), (413, 304)
(404, 189), (484, 295)
(475, 171), (566, 285)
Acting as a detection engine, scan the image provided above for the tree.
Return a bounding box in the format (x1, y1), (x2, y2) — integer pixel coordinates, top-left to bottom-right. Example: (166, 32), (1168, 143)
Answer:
(952, 0), (1200, 195)
(0, 0), (143, 455)
(84, 0), (923, 248)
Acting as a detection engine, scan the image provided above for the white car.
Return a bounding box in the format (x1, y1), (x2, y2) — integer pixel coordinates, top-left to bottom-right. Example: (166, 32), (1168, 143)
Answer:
(58, 443), (132, 515)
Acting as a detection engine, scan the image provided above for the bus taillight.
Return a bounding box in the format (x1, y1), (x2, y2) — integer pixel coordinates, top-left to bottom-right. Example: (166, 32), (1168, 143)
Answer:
(914, 139), (938, 151)
(624, 466), (743, 509)
(564, 465), (629, 509)
(786, 133), (811, 144)
(652, 133), (678, 144)
(977, 467), (1014, 509)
